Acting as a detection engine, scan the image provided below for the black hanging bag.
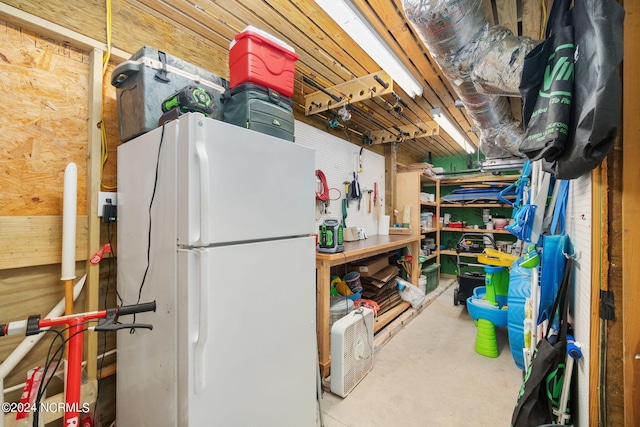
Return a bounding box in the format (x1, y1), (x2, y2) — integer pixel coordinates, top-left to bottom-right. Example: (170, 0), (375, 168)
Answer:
(543, 0), (625, 179)
(511, 257), (575, 427)
(518, 0), (574, 163)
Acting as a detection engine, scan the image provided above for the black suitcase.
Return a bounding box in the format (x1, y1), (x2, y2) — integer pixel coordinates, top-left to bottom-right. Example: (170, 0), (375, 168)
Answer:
(222, 83), (295, 142)
(111, 46), (227, 142)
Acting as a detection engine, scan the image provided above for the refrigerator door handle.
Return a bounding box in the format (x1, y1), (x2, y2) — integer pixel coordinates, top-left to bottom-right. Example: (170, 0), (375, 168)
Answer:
(194, 125), (211, 244)
(193, 248), (209, 394)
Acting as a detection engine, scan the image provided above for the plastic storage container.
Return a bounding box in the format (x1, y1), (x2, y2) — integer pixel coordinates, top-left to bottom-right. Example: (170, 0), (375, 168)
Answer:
(420, 212), (433, 230)
(418, 275), (427, 295)
(422, 263), (440, 294)
(330, 296), (354, 327)
(229, 27), (298, 97)
(111, 46), (227, 142)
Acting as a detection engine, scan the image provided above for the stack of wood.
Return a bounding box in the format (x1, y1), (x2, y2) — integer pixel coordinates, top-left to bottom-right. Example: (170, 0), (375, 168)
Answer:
(359, 265), (403, 315)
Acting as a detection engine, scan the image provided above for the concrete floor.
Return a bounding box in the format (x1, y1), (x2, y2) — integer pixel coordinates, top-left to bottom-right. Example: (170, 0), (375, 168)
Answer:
(319, 280), (524, 427)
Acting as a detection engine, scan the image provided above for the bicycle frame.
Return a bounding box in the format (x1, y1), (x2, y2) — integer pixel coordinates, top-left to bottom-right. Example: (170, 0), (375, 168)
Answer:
(1, 302), (155, 427)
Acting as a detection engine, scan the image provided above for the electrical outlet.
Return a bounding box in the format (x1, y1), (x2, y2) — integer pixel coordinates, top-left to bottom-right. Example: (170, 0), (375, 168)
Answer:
(98, 192), (117, 217)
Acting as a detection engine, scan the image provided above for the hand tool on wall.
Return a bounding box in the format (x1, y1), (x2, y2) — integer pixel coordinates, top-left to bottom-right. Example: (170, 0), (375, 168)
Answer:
(373, 182), (379, 220)
(343, 181), (350, 207)
(367, 189), (373, 213)
(349, 171), (361, 209)
(342, 198), (348, 227)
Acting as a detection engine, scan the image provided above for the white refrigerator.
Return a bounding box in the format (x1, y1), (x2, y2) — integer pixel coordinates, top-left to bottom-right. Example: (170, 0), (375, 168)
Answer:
(116, 113), (317, 426)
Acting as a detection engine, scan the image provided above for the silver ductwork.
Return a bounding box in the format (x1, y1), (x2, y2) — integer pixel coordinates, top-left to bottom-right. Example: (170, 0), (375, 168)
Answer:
(402, 0), (538, 158)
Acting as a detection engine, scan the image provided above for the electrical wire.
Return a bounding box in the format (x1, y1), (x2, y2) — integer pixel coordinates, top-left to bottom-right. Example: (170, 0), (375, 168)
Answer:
(31, 329), (65, 427)
(93, 220), (119, 423)
(315, 169), (330, 201)
(540, 0), (547, 39)
(100, 0), (115, 191)
(136, 124), (166, 313)
(32, 324), (97, 427)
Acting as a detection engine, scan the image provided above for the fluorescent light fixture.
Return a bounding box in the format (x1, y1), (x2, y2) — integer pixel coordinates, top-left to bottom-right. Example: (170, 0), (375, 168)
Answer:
(315, 0), (423, 98)
(430, 108), (476, 154)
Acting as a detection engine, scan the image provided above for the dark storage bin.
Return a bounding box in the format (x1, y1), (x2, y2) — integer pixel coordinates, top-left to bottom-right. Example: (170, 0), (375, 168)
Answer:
(455, 272), (485, 305)
(111, 46), (227, 142)
(222, 83), (295, 142)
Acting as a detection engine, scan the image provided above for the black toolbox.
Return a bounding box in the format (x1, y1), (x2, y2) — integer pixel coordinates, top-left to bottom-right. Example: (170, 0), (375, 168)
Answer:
(222, 83), (295, 142)
(111, 46), (227, 142)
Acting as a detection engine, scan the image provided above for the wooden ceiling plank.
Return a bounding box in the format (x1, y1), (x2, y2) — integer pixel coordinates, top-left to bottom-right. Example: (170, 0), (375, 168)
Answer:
(495, 0), (519, 35)
(521, 0), (543, 39)
(267, 0), (377, 76)
(139, 0), (230, 49)
(362, 0), (456, 104)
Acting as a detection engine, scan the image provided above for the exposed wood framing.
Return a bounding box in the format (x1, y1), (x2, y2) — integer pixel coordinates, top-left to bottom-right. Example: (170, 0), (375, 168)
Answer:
(622, 0), (640, 423)
(85, 48), (105, 381)
(589, 163), (607, 423)
(385, 144), (398, 221)
(0, 217), (88, 270)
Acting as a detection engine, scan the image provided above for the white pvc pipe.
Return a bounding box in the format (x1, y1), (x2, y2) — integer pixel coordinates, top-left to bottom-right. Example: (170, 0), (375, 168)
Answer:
(61, 162), (77, 281)
(0, 274), (86, 427)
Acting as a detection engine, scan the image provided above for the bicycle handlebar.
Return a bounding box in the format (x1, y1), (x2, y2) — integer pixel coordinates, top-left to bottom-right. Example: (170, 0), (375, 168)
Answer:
(117, 301), (157, 317)
(0, 301), (157, 337)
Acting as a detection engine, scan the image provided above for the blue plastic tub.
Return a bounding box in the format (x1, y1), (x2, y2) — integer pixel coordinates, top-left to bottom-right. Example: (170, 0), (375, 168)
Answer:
(466, 296), (508, 327)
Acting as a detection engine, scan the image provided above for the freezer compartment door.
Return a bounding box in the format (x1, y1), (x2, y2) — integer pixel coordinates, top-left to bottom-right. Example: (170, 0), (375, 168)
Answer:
(177, 113), (315, 246)
(177, 237), (316, 427)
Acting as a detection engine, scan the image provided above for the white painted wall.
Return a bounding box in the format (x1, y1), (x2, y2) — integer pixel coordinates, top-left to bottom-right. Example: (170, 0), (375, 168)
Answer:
(295, 121), (386, 237)
(565, 174), (592, 425)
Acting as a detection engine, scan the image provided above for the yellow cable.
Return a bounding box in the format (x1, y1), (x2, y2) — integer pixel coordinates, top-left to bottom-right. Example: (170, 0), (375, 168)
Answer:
(100, 0), (116, 191)
(540, 0), (547, 39)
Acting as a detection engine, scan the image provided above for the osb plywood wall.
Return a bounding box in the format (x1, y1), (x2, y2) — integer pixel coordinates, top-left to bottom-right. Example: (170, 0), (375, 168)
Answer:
(0, 22), (90, 216)
(0, 20), (120, 422)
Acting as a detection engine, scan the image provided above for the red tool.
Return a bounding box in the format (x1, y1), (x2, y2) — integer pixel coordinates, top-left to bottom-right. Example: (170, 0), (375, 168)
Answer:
(90, 243), (112, 265)
(373, 182), (378, 219)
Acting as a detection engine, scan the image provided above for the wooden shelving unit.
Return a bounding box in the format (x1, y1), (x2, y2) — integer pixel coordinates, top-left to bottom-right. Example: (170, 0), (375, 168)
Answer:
(396, 171), (519, 274)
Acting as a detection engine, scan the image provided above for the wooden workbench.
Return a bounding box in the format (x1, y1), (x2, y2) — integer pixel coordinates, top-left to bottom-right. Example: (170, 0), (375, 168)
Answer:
(315, 234), (423, 377)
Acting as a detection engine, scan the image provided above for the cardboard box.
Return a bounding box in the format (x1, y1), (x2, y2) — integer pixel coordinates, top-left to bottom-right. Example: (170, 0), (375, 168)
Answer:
(348, 254), (389, 277)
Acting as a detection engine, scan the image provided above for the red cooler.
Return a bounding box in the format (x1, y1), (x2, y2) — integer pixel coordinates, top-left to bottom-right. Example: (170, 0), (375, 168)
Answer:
(229, 27), (298, 97)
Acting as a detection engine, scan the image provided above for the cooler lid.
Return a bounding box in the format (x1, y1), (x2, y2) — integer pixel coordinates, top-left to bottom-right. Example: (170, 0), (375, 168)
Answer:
(230, 25), (298, 59)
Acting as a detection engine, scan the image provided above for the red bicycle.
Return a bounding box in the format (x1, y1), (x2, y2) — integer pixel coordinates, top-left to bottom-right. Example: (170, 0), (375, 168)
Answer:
(0, 301), (156, 426)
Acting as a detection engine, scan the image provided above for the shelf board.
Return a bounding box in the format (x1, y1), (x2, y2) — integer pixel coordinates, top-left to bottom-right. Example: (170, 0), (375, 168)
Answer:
(420, 201), (438, 207)
(440, 174), (518, 184)
(440, 250), (480, 257)
(423, 253), (438, 262)
(439, 202), (512, 208)
(440, 227), (513, 234)
(420, 228), (438, 234)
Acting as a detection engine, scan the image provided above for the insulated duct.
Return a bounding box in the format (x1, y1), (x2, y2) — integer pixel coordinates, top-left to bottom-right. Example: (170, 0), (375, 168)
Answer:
(402, 0), (538, 158)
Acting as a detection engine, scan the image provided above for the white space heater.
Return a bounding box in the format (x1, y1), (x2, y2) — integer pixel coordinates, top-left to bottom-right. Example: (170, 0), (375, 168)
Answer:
(330, 307), (374, 397)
